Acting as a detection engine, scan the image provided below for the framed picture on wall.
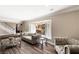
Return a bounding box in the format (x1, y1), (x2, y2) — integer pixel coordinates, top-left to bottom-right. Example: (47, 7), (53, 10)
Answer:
(36, 23), (46, 35)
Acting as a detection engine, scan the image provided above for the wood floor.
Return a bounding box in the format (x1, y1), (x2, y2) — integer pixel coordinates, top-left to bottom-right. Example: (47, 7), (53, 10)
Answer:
(0, 41), (57, 54)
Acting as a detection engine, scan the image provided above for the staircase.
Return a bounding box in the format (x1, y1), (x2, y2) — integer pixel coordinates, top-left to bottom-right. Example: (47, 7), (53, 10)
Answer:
(0, 22), (16, 34)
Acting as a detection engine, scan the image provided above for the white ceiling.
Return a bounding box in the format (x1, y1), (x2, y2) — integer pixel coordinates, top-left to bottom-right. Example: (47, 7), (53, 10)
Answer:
(0, 5), (71, 22)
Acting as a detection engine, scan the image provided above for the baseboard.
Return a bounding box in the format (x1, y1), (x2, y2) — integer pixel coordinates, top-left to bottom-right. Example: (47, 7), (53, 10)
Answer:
(47, 40), (54, 46)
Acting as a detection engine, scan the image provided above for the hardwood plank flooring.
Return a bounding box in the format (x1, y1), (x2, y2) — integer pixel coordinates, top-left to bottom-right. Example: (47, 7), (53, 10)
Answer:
(0, 41), (57, 54)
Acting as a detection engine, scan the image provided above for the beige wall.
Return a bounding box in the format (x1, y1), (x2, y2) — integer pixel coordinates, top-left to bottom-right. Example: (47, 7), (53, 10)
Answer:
(21, 21), (29, 32)
(52, 10), (79, 39)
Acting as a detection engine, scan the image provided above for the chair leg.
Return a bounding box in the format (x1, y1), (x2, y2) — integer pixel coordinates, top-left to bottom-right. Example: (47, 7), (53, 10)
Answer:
(1, 43), (5, 54)
(41, 40), (43, 49)
(45, 39), (48, 46)
(19, 40), (21, 48)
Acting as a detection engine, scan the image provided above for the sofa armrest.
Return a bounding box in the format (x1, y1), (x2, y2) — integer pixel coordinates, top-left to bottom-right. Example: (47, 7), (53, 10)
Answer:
(64, 45), (79, 54)
(64, 45), (70, 54)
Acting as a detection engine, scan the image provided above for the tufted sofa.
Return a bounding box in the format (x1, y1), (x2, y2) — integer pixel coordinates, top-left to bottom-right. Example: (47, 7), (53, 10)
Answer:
(54, 37), (79, 54)
(22, 34), (40, 44)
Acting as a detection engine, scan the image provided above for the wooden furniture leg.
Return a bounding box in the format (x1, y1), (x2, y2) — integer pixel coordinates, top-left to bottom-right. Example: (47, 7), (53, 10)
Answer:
(45, 38), (48, 46)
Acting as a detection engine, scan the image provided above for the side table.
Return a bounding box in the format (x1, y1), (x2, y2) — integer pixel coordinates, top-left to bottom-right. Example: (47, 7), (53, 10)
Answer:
(39, 37), (48, 49)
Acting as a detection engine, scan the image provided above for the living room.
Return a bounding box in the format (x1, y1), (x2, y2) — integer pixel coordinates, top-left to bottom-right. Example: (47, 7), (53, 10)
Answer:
(0, 5), (79, 54)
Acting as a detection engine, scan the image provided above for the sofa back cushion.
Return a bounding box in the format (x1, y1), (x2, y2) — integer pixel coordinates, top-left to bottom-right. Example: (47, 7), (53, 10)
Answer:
(67, 39), (79, 45)
(55, 38), (68, 45)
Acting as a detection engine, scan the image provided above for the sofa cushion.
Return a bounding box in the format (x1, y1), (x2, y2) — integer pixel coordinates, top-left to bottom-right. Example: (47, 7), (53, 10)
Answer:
(23, 36), (32, 40)
(67, 39), (79, 45)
